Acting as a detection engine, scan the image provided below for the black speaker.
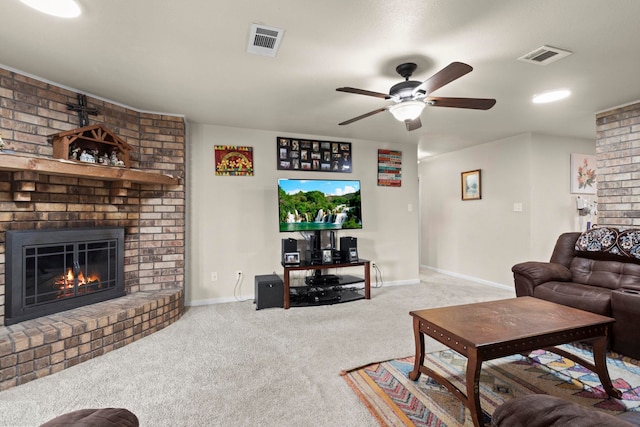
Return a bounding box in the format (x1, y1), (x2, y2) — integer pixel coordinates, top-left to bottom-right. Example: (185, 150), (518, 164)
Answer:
(255, 274), (284, 310)
(281, 238), (297, 264)
(340, 236), (358, 263)
(307, 234), (322, 265)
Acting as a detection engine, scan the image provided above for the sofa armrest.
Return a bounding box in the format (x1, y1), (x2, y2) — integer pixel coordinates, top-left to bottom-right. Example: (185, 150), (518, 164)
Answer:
(492, 394), (638, 427)
(512, 261), (572, 297)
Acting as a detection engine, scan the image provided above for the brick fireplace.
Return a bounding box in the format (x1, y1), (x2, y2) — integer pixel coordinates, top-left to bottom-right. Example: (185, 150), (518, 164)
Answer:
(0, 67), (186, 390)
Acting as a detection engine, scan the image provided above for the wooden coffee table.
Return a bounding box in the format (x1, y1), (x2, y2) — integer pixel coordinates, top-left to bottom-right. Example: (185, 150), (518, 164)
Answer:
(409, 297), (621, 427)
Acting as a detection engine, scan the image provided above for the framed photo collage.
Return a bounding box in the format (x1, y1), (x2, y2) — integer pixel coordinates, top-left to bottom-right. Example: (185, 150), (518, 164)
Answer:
(277, 136), (352, 173)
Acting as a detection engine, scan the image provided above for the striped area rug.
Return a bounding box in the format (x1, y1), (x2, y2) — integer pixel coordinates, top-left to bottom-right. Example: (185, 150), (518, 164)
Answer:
(341, 345), (640, 426)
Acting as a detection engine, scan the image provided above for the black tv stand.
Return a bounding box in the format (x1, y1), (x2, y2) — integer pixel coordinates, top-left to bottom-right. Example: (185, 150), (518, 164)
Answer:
(282, 259), (370, 309)
(290, 282), (367, 307)
(305, 274), (340, 286)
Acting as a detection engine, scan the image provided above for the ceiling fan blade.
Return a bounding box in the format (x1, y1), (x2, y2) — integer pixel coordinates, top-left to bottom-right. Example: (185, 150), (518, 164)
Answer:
(426, 97), (496, 110)
(338, 107), (388, 126)
(336, 87), (391, 99)
(405, 117), (422, 131)
(412, 62), (473, 96)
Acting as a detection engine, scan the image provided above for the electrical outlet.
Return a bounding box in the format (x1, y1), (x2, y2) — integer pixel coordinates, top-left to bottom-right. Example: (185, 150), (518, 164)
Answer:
(235, 270), (243, 278)
(372, 262), (376, 269)
(210, 272), (218, 281)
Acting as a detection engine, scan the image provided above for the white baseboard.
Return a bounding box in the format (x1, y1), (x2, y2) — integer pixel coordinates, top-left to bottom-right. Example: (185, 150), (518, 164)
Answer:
(187, 295), (254, 307)
(420, 265), (512, 291)
(373, 278), (420, 287)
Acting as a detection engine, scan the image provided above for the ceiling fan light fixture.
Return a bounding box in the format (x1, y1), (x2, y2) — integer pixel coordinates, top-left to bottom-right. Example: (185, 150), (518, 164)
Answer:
(389, 101), (425, 122)
(20, 0), (81, 18)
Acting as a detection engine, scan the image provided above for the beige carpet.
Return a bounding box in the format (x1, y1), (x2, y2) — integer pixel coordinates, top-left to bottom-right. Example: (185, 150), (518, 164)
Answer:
(0, 270), (514, 426)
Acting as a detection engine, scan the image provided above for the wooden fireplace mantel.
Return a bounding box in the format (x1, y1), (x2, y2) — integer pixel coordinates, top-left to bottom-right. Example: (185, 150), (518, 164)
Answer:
(0, 153), (178, 184)
(0, 152), (179, 202)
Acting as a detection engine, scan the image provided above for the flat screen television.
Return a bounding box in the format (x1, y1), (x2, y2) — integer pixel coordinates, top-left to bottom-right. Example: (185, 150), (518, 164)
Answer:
(278, 179), (362, 232)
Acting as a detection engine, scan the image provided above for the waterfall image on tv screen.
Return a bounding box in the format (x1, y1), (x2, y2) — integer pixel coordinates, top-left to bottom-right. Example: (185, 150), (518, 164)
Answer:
(278, 179), (362, 232)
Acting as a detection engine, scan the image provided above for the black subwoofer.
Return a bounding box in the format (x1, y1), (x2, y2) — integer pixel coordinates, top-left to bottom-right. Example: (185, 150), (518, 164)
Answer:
(254, 274), (284, 310)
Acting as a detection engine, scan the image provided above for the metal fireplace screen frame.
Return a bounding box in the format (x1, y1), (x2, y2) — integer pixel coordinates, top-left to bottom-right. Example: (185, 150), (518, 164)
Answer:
(5, 227), (125, 325)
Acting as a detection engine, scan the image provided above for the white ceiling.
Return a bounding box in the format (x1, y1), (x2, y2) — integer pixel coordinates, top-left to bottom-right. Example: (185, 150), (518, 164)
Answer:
(2, 0), (640, 159)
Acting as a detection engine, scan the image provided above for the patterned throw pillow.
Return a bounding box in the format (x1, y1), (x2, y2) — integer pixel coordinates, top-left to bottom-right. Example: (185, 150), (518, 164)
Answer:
(575, 227), (640, 260)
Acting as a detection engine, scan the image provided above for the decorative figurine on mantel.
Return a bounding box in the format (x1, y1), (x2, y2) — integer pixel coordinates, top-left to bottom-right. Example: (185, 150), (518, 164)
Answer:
(110, 150), (125, 167)
(79, 150), (96, 163)
(68, 143), (125, 166)
(0, 134), (5, 151)
(98, 153), (109, 164)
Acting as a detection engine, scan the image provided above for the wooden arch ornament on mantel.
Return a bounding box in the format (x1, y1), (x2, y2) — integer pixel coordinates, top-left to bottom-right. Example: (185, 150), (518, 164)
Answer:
(50, 124), (133, 168)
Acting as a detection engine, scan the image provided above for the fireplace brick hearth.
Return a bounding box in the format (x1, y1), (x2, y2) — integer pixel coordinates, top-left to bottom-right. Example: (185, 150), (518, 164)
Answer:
(0, 67), (186, 390)
(0, 288), (183, 391)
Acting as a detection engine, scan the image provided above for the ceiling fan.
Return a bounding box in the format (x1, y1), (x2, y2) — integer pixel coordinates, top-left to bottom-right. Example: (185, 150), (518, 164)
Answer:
(336, 62), (496, 131)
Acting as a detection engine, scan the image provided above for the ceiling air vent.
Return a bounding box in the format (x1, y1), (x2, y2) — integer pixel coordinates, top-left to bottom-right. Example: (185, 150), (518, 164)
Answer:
(517, 45), (572, 66)
(247, 24), (284, 58)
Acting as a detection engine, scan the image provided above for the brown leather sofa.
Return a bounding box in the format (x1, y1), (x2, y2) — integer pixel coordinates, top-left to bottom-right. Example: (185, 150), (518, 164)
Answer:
(40, 408), (138, 426)
(512, 227), (640, 359)
(492, 394), (640, 426)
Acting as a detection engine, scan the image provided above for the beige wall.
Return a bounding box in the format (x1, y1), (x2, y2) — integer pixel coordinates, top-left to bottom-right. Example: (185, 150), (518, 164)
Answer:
(419, 132), (595, 286)
(528, 134), (597, 258)
(186, 123), (420, 305)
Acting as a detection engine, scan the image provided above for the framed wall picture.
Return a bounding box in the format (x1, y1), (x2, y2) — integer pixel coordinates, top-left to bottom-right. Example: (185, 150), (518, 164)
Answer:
(377, 149), (402, 187)
(214, 146), (254, 176)
(570, 153), (597, 194)
(461, 169), (481, 200)
(277, 136), (351, 172)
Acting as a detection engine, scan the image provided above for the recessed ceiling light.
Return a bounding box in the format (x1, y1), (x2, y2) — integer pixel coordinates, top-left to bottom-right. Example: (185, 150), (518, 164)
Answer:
(20, 0), (81, 18)
(532, 89), (571, 104)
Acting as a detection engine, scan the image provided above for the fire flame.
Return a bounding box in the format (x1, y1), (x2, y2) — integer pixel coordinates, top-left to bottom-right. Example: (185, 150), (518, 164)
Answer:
(57, 268), (101, 290)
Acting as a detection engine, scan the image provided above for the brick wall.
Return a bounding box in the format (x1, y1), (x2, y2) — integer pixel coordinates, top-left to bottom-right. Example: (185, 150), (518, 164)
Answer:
(0, 67), (186, 323)
(596, 102), (640, 226)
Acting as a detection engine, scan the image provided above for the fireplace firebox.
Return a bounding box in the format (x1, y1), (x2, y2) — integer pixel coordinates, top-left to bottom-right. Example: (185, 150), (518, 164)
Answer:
(5, 227), (125, 325)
